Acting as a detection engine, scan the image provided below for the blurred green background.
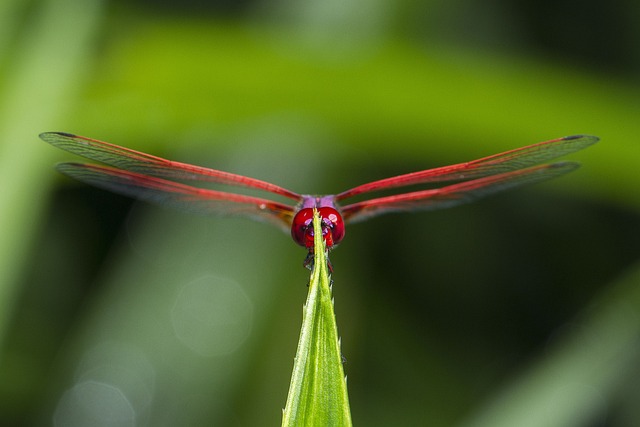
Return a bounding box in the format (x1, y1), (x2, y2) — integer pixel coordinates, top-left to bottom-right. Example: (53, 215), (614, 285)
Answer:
(1, 0), (639, 425)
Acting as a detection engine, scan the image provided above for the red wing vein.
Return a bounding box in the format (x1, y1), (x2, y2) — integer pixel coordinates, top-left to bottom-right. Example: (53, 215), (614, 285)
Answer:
(336, 135), (598, 201)
(41, 132), (301, 200)
(341, 162), (580, 223)
(57, 163), (295, 231)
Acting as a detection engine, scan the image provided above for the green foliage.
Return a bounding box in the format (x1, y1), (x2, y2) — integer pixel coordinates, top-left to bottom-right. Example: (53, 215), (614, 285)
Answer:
(1, 1), (639, 426)
(283, 211), (351, 426)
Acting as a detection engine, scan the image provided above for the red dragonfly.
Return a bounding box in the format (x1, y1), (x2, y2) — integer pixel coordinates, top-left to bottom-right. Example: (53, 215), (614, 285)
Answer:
(41, 132), (597, 265)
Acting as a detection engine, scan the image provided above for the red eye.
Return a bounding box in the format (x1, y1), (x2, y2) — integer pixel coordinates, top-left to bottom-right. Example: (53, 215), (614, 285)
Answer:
(318, 207), (345, 247)
(291, 208), (345, 249)
(291, 209), (314, 247)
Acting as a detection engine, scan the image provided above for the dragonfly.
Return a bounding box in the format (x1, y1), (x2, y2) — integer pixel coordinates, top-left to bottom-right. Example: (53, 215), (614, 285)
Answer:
(41, 132), (598, 267)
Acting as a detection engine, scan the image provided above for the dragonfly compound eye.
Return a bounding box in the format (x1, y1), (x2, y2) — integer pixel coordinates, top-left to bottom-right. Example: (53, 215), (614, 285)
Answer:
(291, 207), (345, 249)
(291, 208), (314, 248)
(317, 207), (345, 248)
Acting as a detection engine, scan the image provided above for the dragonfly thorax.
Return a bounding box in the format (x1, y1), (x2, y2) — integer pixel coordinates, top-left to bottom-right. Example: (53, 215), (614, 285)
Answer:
(291, 207), (345, 250)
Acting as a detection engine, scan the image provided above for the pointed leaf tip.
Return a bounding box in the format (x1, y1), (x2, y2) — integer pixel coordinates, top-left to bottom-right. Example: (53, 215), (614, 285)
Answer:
(282, 210), (352, 426)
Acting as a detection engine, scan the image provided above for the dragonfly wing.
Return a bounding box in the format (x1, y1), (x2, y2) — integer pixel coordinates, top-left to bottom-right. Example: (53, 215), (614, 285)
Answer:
(41, 132), (301, 201)
(336, 135), (598, 201)
(341, 161), (580, 224)
(56, 162), (296, 232)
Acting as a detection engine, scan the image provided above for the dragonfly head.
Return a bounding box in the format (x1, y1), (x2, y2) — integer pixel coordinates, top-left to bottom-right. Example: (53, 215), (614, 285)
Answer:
(291, 207), (345, 250)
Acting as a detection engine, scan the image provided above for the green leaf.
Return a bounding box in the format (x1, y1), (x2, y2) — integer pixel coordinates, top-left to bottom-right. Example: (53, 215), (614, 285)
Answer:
(282, 210), (352, 427)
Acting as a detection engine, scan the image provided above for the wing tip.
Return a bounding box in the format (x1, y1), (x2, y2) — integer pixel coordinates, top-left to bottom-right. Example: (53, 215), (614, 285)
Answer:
(55, 162), (88, 175)
(562, 134), (600, 145)
(548, 160), (581, 172)
(39, 131), (78, 142)
(39, 131), (55, 141)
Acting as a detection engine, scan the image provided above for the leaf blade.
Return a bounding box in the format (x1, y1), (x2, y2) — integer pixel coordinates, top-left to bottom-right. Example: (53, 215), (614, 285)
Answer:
(282, 210), (352, 426)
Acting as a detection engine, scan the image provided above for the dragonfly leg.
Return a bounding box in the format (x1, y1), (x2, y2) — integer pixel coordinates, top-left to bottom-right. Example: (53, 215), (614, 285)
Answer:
(301, 251), (334, 274)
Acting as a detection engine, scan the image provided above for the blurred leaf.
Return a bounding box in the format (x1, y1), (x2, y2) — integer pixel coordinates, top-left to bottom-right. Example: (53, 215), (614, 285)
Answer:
(461, 262), (640, 427)
(0, 0), (103, 351)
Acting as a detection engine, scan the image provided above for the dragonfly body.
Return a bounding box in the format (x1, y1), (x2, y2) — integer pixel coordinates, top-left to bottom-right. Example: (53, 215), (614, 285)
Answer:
(41, 132), (598, 260)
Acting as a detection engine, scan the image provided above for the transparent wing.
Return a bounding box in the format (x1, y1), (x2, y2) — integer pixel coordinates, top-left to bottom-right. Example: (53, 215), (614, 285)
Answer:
(41, 132), (301, 201)
(56, 163), (296, 232)
(336, 135), (598, 201)
(341, 162), (580, 223)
